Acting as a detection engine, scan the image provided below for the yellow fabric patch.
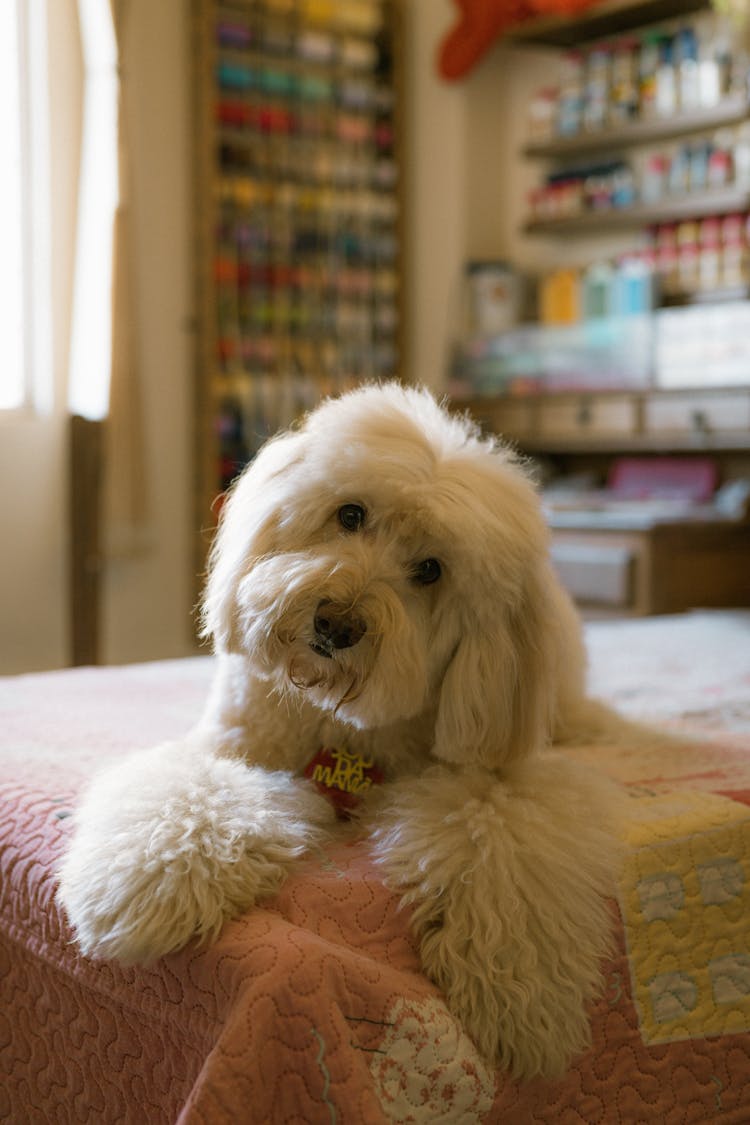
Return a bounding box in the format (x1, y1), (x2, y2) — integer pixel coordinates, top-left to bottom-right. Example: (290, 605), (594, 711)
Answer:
(619, 790), (750, 1044)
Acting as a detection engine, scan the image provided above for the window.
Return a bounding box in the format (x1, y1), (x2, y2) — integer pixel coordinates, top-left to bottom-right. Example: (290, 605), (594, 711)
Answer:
(0, 0), (117, 420)
(0, 0), (50, 413)
(67, 0), (118, 421)
(0, 2), (25, 409)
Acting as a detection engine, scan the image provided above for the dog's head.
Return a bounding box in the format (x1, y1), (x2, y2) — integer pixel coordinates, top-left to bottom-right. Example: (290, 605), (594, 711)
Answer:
(202, 383), (559, 768)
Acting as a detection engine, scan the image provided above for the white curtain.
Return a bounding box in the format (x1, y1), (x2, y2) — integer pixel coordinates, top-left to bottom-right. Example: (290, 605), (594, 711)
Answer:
(69, 0), (147, 553)
(105, 0), (148, 552)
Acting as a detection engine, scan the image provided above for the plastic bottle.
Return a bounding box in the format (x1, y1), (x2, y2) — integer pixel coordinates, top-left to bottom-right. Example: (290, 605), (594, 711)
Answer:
(656, 36), (677, 116)
(540, 269), (580, 324)
(639, 32), (661, 116)
(676, 25), (700, 111)
(610, 38), (639, 124)
(615, 253), (654, 314)
(688, 140), (710, 192)
(557, 52), (584, 136)
(698, 19), (721, 106)
(582, 261), (615, 319)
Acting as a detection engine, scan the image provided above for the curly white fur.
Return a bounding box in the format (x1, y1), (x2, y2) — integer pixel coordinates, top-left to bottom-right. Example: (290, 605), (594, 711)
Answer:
(369, 758), (621, 1079)
(58, 382), (629, 1079)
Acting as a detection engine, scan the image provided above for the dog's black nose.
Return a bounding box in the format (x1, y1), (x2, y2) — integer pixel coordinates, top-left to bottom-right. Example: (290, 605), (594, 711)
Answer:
(313, 603), (367, 652)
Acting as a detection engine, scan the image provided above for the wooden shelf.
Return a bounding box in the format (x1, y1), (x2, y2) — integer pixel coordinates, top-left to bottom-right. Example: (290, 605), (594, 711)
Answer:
(192, 0), (404, 608)
(465, 388), (750, 454)
(524, 96), (749, 161)
(524, 185), (750, 235)
(661, 284), (750, 307)
(510, 432), (750, 453)
(456, 359), (750, 439)
(506, 0), (708, 48)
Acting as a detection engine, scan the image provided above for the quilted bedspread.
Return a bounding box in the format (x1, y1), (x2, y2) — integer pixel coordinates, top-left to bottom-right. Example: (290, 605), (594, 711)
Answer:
(1, 611), (750, 1123)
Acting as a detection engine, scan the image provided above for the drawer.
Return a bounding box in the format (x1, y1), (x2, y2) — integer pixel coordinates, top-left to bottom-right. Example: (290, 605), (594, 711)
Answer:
(645, 392), (750, 435)
(538, 395), (637, 441)
(551, 541), (634, 607)
(484, 400), (534, 441)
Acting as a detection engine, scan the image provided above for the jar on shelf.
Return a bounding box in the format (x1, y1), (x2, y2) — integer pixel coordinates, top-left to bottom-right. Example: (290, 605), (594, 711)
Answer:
(656, 35), (678, 116)
(698, 216), (721, 291)
(641, 151), (669, 203)
(675, 24), (701, 111)
(465, 261), (522, 336)
(583, 45), (611, 132)
(638, 31), (661, 117)
(668, 143), (690, 196)
(610, 38), (639, 124)
(557, 51), (584, 136)
(695, 18), (718, 106)
(558, 177), (584, 216)
(688, 140), (711, 193)
(655, 223), (679, 297)
(528, 87), (558, 141)
(733, 121), (750, 186)
(677, 219), (700, 293)
(721, 213), (747, 288)
(707, 129), (734, 186)
(611, 164), (636, 208)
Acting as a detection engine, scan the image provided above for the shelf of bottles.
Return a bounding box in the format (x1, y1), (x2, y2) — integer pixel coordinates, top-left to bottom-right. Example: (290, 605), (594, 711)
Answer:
(523, 10), (750, 237)
(202, 0), (401, 495)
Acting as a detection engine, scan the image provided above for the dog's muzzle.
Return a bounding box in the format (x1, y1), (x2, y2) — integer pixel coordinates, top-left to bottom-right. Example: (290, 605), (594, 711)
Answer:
(310, 601), (367, 659)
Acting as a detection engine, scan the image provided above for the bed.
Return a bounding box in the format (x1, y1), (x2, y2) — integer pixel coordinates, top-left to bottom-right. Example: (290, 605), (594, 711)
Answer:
(2, 610), (749, 1123)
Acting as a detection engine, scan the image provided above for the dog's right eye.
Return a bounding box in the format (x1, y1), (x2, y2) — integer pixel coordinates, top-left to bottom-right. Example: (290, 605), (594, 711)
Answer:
(338, 503), (366, 532)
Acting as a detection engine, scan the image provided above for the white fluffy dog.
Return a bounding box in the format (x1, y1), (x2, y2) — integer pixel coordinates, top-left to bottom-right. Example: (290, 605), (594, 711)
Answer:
(58, 383), (624, 1080)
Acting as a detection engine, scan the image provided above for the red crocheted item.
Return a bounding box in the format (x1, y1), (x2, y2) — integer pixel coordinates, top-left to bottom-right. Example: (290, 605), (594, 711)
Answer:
(438, 0), (603, 80)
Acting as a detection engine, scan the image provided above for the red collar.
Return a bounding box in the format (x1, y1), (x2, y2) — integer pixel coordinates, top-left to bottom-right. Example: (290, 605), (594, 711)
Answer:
(304, 746), (385, 820)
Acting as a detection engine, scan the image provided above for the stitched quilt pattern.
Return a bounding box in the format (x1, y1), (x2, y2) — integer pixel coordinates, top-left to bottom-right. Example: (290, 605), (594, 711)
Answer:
(1, 613), (750, 1123)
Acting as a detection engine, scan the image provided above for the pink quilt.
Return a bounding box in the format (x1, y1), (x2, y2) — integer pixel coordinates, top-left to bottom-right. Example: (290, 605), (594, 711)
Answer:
(2, 611), (750, 1123)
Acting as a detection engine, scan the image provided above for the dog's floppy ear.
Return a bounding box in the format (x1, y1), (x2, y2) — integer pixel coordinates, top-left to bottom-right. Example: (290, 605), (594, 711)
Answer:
(201, 429), (306, 653)
(433, 561), (556, 769)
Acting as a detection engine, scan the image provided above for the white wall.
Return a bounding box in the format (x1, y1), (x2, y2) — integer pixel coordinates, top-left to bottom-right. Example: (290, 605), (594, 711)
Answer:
(464, 43), (554, 270)
(403, 0), (468, 388)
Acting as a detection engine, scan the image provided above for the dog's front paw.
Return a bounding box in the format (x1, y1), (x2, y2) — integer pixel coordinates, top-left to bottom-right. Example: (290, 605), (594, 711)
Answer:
(371, 759), (621, 1079)
(57, 743), (334, 963)
(412, 879), (602, 1080)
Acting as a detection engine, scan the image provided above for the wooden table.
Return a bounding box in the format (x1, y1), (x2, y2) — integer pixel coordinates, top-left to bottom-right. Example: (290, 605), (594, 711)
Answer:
(547, 510), (750, 617)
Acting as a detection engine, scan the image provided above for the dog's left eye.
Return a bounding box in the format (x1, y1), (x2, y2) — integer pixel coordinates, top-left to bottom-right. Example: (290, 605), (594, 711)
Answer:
(338, 503), (366, 532)
(411, 558), (442, 586)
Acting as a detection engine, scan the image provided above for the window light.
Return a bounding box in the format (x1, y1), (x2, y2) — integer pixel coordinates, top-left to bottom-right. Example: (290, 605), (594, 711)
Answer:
(0, 0), (51, 414)
(67, 0), (118, 421)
